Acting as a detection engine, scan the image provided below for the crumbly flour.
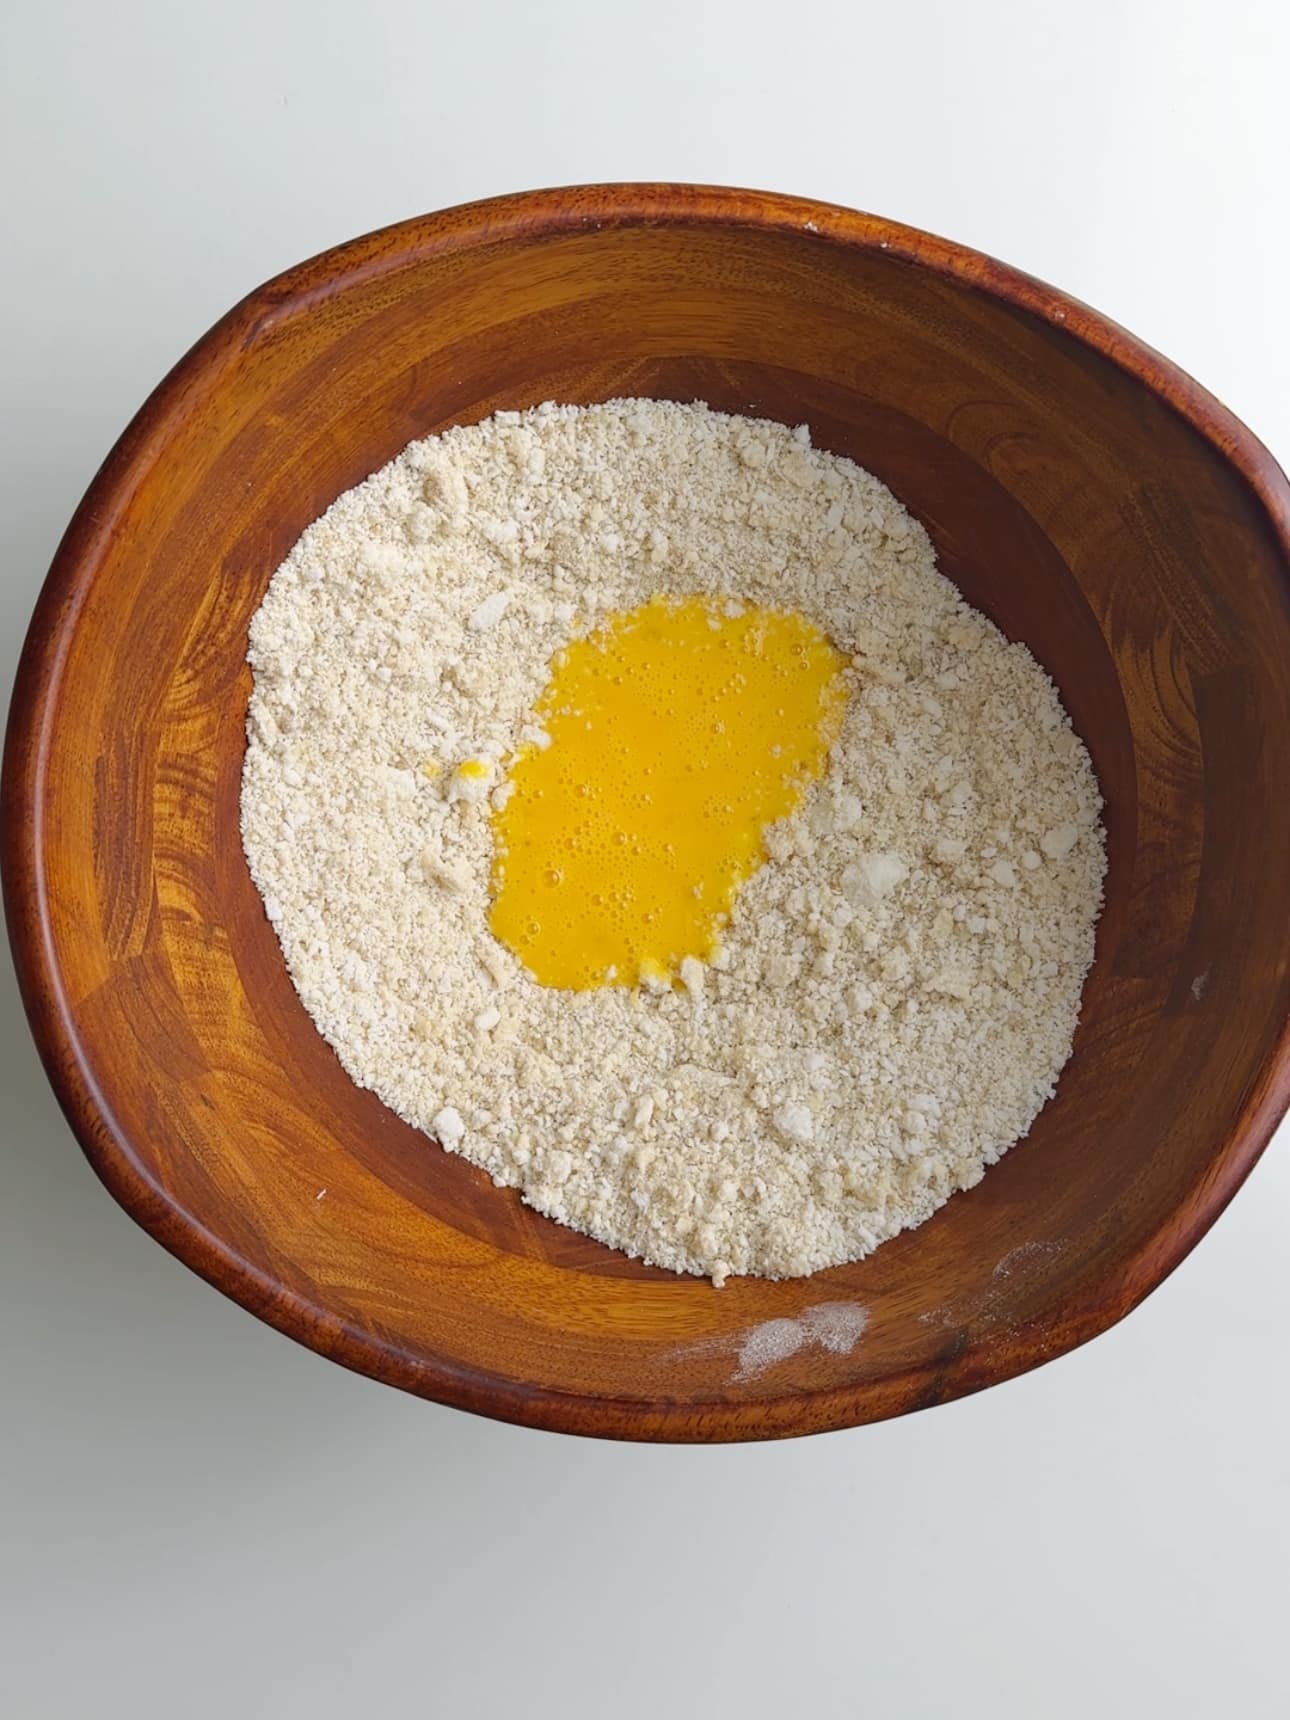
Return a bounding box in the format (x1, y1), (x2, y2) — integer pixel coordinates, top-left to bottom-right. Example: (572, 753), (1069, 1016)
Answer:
(241, 400), (1105, 1286)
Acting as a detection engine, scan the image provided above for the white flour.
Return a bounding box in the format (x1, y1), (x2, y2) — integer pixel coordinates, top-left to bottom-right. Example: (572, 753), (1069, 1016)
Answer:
(732, 1303), (871, 1380)
(241, 400), (1105, 1285)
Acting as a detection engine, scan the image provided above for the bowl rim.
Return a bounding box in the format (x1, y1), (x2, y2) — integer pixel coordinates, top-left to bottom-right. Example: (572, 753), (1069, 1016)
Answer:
(5, 182), (1290, 1442)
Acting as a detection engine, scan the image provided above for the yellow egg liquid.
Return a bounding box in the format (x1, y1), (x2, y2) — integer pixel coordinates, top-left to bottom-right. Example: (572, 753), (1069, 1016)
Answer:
(489, 595), (848, 990)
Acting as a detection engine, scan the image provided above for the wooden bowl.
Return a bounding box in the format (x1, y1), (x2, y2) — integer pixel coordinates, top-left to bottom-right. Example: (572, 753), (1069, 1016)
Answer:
(6, 186), (1290, 1441)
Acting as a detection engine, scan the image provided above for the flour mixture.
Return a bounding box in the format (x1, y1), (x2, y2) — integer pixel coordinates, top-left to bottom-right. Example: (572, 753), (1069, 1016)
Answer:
(241, 400), (1105, 1285)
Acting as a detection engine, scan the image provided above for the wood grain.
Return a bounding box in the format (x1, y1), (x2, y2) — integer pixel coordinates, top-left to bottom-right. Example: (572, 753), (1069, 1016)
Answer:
(4, 184), (1290, 1441)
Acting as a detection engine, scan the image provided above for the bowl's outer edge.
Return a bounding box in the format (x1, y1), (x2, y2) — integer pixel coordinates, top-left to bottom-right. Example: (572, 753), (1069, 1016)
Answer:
(4, 183), (1290, 1441)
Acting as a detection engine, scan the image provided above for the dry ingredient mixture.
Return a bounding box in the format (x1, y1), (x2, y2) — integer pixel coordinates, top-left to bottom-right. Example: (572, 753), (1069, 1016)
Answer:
(241, 400), (1105, 1285)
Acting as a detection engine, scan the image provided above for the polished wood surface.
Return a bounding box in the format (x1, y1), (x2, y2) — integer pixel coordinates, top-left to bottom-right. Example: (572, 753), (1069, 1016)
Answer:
(5, 185), (1289, 1440)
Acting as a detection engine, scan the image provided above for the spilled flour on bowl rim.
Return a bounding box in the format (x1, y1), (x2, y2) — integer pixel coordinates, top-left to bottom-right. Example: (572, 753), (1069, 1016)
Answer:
(240, 399), (1105, 1285)
(733, 1302), (871, 1379)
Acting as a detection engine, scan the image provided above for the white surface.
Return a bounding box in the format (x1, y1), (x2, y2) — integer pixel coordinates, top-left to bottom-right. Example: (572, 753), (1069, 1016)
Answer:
(1, 2), (1287, 1715)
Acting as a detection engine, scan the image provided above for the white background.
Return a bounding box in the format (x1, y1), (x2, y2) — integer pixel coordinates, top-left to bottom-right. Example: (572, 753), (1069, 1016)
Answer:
(2, 3), (1287, 1715)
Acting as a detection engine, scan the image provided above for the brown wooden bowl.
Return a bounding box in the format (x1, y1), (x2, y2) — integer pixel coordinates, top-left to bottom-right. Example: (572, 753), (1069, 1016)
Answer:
(5, 185), (1290, 1441)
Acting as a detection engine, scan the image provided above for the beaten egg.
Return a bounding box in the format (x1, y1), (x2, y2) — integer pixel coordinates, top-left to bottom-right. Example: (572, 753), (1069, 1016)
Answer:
(489, 595), (847, 990)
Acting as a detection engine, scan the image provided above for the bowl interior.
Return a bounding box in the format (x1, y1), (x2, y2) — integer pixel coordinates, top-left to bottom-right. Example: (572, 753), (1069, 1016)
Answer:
(12, 191), (1290, 1438)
